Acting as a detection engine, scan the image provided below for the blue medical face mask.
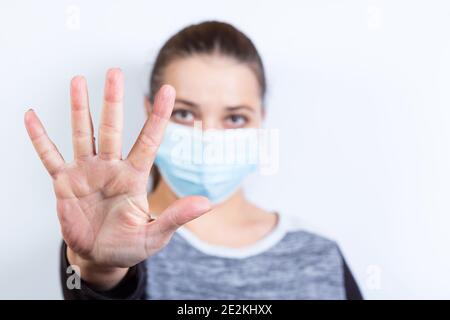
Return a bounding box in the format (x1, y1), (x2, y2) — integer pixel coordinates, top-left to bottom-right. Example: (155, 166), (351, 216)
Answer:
(155, 122), (259, 204)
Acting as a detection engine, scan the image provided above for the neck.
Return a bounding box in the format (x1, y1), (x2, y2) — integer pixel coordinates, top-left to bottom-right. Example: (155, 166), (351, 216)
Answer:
(148, 179), (278, 247)
(148, 179), (254, 226)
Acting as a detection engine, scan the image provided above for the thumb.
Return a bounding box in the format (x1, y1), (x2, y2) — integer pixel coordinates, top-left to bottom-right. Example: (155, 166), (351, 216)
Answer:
(152, 196), (211, 236)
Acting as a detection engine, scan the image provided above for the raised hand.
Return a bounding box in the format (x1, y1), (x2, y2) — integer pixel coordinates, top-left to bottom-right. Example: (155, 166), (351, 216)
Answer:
(24, 68), (210, 288)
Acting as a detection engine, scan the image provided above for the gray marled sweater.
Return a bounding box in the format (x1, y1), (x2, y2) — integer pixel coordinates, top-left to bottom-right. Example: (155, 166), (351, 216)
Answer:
(61, 214), (362, 300)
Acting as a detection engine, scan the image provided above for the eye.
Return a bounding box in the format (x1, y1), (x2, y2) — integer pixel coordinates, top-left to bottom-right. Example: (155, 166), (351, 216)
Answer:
(224, 114), (249, 128)
(171, 109), (195, 124)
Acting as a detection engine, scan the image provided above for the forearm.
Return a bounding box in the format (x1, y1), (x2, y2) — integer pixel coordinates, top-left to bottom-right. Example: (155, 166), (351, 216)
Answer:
(66, 246), (128, 291)
(60, 241), (147, 300)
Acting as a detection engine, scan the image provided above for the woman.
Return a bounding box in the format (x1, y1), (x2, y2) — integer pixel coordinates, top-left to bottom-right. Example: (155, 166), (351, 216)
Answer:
(24, 21), (362, 299)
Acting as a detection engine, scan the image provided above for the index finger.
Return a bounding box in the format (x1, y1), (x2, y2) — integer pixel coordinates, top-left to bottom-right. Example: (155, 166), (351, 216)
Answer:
(126, 85), (175, 173)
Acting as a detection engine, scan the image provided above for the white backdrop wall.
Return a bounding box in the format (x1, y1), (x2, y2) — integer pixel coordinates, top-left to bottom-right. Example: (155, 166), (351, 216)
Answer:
(1, 0), (449, 299)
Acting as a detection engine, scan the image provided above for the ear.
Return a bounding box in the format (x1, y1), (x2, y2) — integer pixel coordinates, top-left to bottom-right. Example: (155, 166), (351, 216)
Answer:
(260, 104), (266, 121)
(144, 96), (152, 116)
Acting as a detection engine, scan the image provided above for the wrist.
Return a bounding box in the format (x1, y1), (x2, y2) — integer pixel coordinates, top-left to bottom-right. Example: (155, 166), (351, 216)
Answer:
(66, 246), (129, 291)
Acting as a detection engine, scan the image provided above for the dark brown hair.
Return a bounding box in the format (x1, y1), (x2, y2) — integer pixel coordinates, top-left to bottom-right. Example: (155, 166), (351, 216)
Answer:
(149, 20), (266, 102)
(149, 21), (266, 189)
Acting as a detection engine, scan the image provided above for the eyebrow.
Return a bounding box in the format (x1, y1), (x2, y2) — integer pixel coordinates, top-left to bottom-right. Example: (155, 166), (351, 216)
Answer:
(225, 105), (256, 113)
(175, 98), (199, 108)
(175, 98), (256, 113)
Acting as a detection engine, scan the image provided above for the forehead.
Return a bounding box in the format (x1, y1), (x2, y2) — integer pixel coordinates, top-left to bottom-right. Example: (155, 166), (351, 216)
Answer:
(162, 54), (262, 108)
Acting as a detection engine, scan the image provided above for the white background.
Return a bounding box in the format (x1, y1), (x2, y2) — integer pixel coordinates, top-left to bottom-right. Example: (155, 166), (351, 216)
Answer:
(1, 0), (449, 299)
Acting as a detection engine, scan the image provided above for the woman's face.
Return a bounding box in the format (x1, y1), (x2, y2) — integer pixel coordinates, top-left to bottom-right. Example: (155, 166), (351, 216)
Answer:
(149, 54), (264, 130)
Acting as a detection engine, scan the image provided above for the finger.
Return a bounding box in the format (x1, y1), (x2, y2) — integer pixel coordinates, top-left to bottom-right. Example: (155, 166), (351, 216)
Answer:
(70, 75), (95, 159)
(98, 68), (124, 160)
(127, 84), (175, 172)
(24, 109), (65, 178)
(149, 196), (211, 237)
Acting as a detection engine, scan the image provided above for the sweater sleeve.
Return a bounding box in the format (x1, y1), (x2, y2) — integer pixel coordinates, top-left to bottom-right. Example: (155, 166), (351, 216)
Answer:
(341, 254), (363, 300)
(60, 241), (147, 300)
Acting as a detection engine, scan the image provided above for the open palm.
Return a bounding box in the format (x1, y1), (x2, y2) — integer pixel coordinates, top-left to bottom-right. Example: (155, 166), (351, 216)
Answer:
(24, 68), (210, 269)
